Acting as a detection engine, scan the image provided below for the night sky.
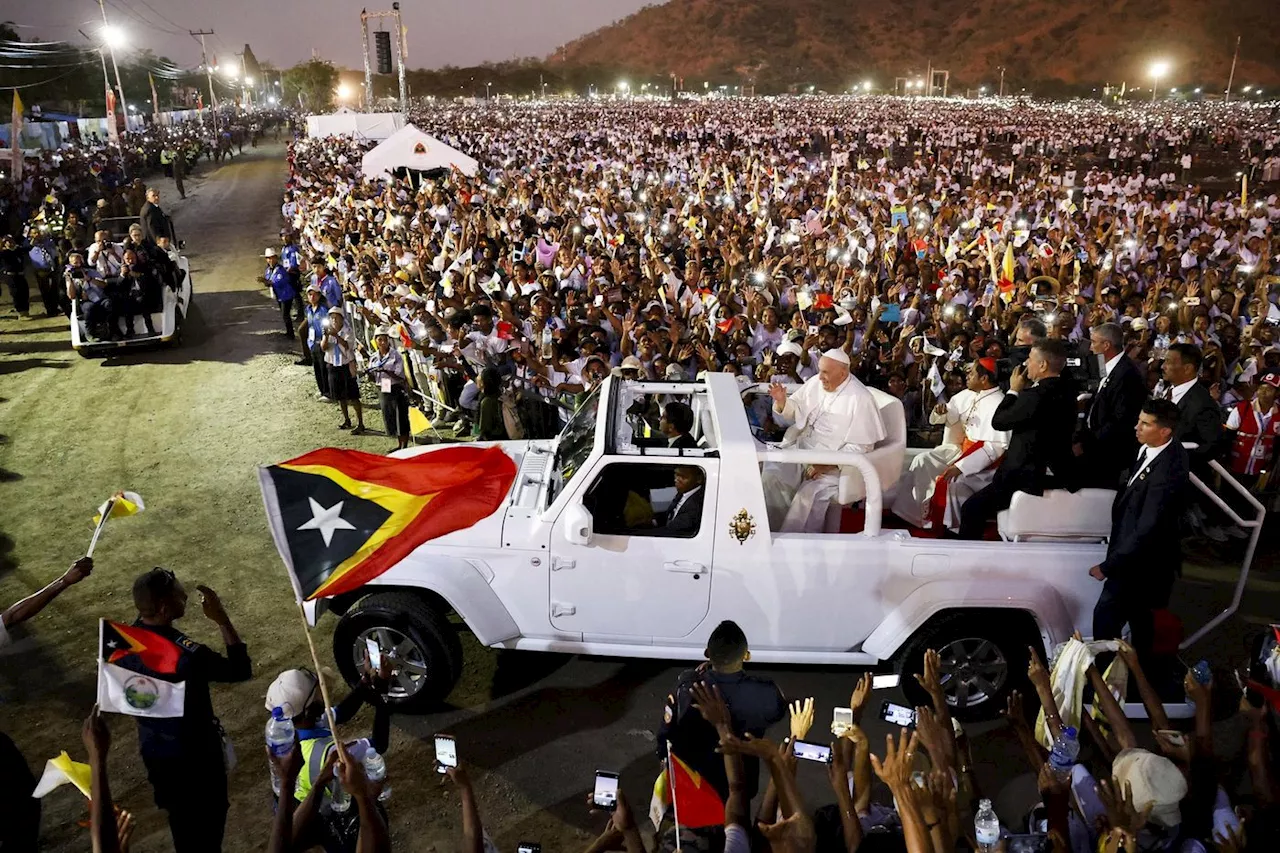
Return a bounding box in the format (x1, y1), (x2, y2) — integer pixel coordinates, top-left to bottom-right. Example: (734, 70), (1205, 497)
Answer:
(0, 0), (652, 69)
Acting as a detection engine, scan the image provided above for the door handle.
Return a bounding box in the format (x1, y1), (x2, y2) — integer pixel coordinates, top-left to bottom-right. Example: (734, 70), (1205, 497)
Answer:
(551, 602), (576, 617)
(663, 560), (706, 574)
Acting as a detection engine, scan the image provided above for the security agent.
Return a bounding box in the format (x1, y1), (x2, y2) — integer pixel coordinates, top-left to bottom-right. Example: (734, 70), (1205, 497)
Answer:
(634, 400), (699, 450)
(656, 620), (786, 804)
(131, 568), (251, 853)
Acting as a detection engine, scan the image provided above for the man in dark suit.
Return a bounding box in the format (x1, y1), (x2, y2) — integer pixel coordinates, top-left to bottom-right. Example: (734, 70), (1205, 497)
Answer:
(1089, 399), (1189, 672)
(657, 466), (705, 536)
(1161, 342), (1226, 539)
(1161, 343), (1222, 469)
(635, 401), (699, 450)
(959, 339), (1079, 539)
(1077, 323), (1147, 487)
(139, 188), (175, 245)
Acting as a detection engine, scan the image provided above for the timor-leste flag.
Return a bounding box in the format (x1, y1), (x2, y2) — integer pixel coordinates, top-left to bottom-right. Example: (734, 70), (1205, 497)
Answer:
(97, 620), (186, 718)
(258, 445), (517, 601)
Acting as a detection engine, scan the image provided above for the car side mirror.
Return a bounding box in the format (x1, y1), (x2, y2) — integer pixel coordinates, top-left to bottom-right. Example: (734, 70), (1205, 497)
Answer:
(563, 503), (594, 546)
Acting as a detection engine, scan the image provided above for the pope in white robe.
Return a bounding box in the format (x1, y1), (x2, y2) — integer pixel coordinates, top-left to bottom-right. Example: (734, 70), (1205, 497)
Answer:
(892, 359), (1009, 530)
(763, 349), (888, 532)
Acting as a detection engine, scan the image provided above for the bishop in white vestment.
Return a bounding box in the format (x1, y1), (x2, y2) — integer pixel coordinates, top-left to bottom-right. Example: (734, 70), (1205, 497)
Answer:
(892, 358), (1009, 530)
(763, 350), (888, 532)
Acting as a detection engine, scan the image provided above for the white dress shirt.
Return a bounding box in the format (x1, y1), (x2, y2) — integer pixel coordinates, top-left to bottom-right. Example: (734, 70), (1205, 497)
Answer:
(1169, 377), (1199, 405)
(1127, 439), (1171, 485)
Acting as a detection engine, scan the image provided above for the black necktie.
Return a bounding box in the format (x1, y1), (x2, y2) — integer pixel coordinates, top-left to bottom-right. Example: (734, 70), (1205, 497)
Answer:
(1129, 449), (1148, 485)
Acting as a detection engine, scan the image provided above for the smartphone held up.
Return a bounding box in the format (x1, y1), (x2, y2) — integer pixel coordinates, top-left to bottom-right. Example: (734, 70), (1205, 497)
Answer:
(434, 734), (457, 774)
(593, 770), (620, 810)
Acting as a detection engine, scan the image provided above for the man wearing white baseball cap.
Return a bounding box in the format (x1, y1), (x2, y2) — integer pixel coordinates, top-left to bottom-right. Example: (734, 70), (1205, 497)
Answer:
(761, 348), (887, 532)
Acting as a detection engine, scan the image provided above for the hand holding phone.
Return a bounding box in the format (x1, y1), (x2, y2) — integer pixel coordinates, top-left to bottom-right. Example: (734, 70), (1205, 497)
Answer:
(434, 734), (457, 774)
(792, 739), (833, 763)
(879, 701), (917, 729)
(593, 770), (619, 810)
(831, 706), (854, 737)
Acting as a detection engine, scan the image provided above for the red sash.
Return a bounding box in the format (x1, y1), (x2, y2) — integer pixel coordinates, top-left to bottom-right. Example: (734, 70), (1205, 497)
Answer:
(928, 439), (1000, 531)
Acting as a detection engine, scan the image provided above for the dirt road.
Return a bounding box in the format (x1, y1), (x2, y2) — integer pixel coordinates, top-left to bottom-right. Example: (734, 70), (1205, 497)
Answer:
(0, 144), (1274, 852)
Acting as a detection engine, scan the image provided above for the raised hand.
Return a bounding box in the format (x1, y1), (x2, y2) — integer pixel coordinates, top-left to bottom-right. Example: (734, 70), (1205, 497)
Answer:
(848, 672), (873, 721)
(690, 681), (732, 731)
(789, 697), (816, 741)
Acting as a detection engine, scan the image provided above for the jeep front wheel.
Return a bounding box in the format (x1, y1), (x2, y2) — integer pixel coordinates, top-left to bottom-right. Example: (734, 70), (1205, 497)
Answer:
(898, 613), (1036, 722)
(333, 592), (464, 713)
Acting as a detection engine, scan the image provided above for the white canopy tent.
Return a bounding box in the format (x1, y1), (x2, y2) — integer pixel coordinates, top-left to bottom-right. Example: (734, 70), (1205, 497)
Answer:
(360, 124), (480, 179)
(305, 111), (405, 140)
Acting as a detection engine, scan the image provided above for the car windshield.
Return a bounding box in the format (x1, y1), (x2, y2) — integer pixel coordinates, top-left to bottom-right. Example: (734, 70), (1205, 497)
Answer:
(548, 385), (602, 504)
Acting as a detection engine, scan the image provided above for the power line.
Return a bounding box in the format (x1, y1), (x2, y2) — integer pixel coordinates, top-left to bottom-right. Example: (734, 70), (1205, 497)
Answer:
(129, 0), (190, 34)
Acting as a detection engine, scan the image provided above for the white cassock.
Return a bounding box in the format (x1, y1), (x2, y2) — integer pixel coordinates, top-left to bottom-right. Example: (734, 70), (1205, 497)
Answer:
(762, 374), (888, 532)
(891, 387), (1008, 530)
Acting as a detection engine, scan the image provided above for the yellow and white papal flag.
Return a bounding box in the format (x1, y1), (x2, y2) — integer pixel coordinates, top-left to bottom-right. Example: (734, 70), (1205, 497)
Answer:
(31, 751), (92, 799)
(93, 491), (145, 525)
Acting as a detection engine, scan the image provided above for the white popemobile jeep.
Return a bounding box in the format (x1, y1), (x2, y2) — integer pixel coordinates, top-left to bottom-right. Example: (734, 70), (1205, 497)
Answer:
(310, 373), (1259, 719)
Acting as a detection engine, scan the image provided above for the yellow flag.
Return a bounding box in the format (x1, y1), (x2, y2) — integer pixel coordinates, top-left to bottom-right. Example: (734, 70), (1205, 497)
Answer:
(32, 751), (92, 799)
(1241, 172), (1248, 211)
(408, 407), (431, 436)
(93, 491), (145, 525)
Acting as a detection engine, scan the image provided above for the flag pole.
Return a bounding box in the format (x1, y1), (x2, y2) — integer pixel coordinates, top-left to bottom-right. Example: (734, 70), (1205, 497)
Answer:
(665, 740), (682, 852)
(86, 497), (117, 557)
(295, 603), (349, 766)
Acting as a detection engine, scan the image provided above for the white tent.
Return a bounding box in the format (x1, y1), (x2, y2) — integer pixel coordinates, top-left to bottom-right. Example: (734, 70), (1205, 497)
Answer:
(360, 124), (479, 179)
(305, 111), (405, 140)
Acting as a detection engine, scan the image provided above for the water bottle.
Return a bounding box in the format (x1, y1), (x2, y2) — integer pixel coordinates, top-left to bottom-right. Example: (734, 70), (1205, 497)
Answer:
(330, 770), (352, 813)
(265, 707), (296, 797)
(1048, 726), (1080, 781)
(1192, 660), (1212, 686)
(364, 748), (391, 802)
(540, 324), (554, 360)
(974, 798), (1000, 852)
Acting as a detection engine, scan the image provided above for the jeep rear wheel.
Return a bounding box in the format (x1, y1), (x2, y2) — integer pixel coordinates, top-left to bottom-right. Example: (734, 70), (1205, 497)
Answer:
(333, 592), (463, 713)
(898, 613), (1037, 722)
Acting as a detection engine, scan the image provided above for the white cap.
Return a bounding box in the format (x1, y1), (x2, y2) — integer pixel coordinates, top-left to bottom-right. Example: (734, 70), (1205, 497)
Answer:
(264, 247), (278, 257)
(776, 340), (803, 358)
(820, 348), (851, 365)
(1112, 748), (1187, 828)
(264, 669), (318, 719)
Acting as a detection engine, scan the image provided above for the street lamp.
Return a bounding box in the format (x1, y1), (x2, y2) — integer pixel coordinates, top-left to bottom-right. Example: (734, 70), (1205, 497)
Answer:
(97, 24), (129, 126)
(101, 24), (125, 49)
(1149, 59), (1170, 102)
(485, 81), (492, 101)
(618, 80), (630, 95)
(336, 83), (352, 101)
(862, 80), (872, 92)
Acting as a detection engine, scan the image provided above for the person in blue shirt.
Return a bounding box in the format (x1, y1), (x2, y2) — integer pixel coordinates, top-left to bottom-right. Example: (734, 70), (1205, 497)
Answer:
(280, 235), (304, 322)
(301, 285), (332, 397)
(64, 256), (113, 340)
(313, 258), (343, 310)
(261, 247), (297, 338)
(27, 231), (61, 317)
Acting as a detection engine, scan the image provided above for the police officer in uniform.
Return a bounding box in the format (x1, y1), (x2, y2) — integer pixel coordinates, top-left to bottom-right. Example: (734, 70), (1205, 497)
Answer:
(130, 568), (251, 853)
(656, 620), (786, 804)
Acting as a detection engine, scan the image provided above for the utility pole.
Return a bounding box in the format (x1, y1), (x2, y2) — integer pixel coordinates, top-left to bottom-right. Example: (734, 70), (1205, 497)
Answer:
(189, 31), (220, 132)
(97, 0), (129, 127)
(998, 66), (1006, 98)
(1225, 35), (1240, 102)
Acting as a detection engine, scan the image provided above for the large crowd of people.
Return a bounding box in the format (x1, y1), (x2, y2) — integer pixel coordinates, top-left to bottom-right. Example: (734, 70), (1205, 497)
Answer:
(277, 97), (1280, 531)
(3, 92), (1280, 852)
